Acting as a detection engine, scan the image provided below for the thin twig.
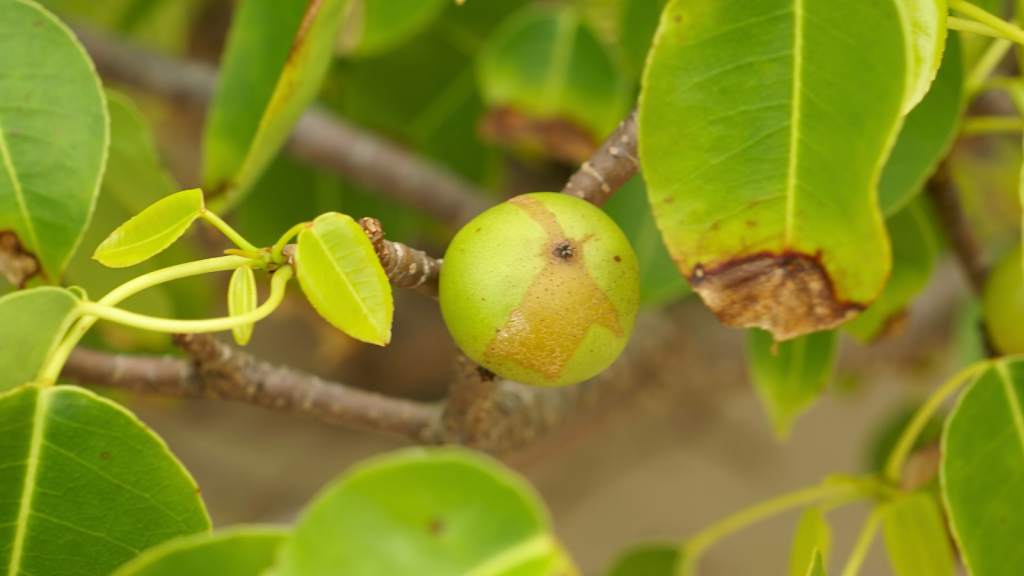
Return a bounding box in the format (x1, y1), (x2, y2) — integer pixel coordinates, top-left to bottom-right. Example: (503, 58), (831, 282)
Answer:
(560, 108), (640, 206)
(359, 217), (441, 299)
(73, 26), (490, 228)
(925, 161), (989, 293)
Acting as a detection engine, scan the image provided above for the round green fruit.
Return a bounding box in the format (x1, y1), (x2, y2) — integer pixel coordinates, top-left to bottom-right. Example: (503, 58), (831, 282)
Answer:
(983, 245), (1024, 355)
(439, 192), (641, 387)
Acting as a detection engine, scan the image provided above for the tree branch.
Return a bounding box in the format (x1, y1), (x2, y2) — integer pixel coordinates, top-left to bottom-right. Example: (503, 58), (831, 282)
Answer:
(925, 161), (990, 293)
(359, 217), (441, 299)
(561, 109), (640, 207)
(73, 26), (490, 228)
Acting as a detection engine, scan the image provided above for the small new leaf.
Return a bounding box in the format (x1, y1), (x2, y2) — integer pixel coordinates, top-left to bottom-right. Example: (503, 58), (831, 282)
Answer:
(605, 543), (680, 576)
(882, 492), (953, 576)
(789, 509), (831, 576)
(92, 188), (204, 268)
(806, 549), (827, 576)
(296, 212), (393, 345)
(0, 287), (80, 391)
(228, 265), (257, 346)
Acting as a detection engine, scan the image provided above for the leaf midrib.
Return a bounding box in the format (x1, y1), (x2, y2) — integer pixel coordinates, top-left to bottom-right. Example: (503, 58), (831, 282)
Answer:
(783, 0), (804, 246)
(304, 226), (383, 335)
(95, 211), (198, 258)
(996, 362), (1024, 459)
(7, 387), (49, 576)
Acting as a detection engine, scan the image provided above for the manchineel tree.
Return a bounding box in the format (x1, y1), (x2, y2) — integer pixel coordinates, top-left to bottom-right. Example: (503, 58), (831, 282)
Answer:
(2, 0), (1024, 573)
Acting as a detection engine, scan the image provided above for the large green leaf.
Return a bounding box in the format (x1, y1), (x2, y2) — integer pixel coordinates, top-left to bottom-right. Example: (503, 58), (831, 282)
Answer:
(264, 448), (572, 576)
(296, 212), (392, 345)
(942, 358), (1024, 576)
(789, 509), (830, 576)
(605, 543), (680, 576)
(111, 526), (287, 576)
(0, 287), (79, 391)
(639, 0), (907, 340)
(0, 384), (210, 576)
(879, 33), (964, 215)
(0, 0), (108, 285)
(337, 0), (448, 58)
(204, 0), (350, 209)
(747, 329), (837, 438)
(92, 188), (204, 268)
(881, 492), (953, 576)
(846, 198), (937, 342)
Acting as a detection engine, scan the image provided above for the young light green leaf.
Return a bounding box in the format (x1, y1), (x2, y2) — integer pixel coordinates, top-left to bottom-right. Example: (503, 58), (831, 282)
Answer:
(879, 33), (964, 215)
(942, 358), (1024, 576)
(228, 266), (257, 346)
(337, 0), (448, 58)
(111, 526), (288, 576)
(639, 0), (907, 341)
(982, 245), (1024, 355)
(845, 198), (937, 342)
(92, 188), (204, 268)
(894, 0), (947, 113)
(882, 492), (953, 576)
(789, 509), (831, 576)
(477, 5), (630, 162)
(204, 0), (351, 209)
(747, 329), (837, 439)
(263, 448), (567, 576)
(805, 550), (827, 576)
(619, 0), (668, 80)
(296, 212), (392, 345)
(0, 384), (210, 576)
(604, 543), (681, 576)
(0, 287), (79, 391)
(0, 0), (108, 286)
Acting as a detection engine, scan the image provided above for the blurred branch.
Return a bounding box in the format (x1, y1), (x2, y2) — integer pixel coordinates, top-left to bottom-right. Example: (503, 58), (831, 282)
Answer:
(925, 161), (990, 294)
(74, 26), (490, 228)
(561, 108), (640, 207)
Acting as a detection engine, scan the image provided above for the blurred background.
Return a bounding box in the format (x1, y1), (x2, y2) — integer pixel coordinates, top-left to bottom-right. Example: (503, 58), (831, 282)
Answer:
(2, 0), (1020, 573)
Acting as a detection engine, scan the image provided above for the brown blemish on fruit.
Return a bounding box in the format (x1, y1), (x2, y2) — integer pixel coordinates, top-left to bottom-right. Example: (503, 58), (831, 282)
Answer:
(485, 196), (622, 380)
(0, 231), (41, 288)
(689, 252), (863, 341)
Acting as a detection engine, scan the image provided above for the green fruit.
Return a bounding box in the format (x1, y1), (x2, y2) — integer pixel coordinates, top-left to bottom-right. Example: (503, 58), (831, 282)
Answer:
(440, 192), (640, 387)
(983, 245), (1024, 355)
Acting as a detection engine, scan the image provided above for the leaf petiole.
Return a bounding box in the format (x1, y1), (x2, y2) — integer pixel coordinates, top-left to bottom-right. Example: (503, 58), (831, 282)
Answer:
(837, 509), (882, 576)
(199, 209), (260, 252)
(961, 115), (1024, 136)
(948, 0), (1024, 46)
(964, 38), (1014, 98)
(271, 222), (308, 264)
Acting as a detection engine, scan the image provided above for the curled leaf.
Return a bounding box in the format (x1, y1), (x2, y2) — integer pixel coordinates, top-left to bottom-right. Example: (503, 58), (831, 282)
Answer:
(228, 265), (257, 346)
(92, 188), (204, 268)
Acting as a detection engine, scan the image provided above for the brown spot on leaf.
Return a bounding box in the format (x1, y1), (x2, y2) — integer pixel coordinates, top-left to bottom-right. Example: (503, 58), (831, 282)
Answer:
(614, 255), (621, 262)
(484, 196), (622, 380)
(689, 252), (862, 341)
(479, 107), (598, 164)
(0, 231), (41, 288)
(428, 518), (445, 535)
(100, 452), (110, 459)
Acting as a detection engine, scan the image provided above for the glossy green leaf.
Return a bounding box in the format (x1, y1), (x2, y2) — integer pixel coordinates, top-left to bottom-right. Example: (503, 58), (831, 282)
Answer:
(604, 543), (680, 576)
(747, 329), (837, 438)
(0, 0), (108, 285)
(204, 0), (350, 209)
(296, 212), (392, 345)
(264, 448), (571, 576)
(619, 0), (668, 80)
(879, 33), (964, 215)
(846, 198), (937, 342)
(477, 5), (629, 159)
(337, 0), (448, 58)
(882, 492), (953, 576)
(0, 384), (210, 576)
(639, 0), (907, 340)
(942, 358), (1024, 576)
(92, 188), (204, 268)
(228, 266), (257, 346)
(789, 509), (830, 576)
(111, 526), (287, 576)
(895, 0), (947, 113)
(604, 177), (690, 306)
(0, 287), (79, 391)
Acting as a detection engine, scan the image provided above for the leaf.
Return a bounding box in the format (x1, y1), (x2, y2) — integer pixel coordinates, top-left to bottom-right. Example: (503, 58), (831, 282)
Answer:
(337, 0), (448, 58)
(295, 212), (392, 345)
(477, 5), (630, 162)
(942, 358), (1024, 576)
(805, 550), (827, 576)
(881, 492), (953, 576)
(604, 176), (690, 306)
(92, 188), (204, 268)
(845, 198), (937, 342)
(111, 526), (288, 576)
(0, 287), (79, 391)
(747, 328), (837, 438)
(789, 509), (831, 576)
(228, 266), (257, 346)
(604, 543), (681, 576)
(879, 33), (964, 215)
(0, 384), (210, 576)
(204, 0), (351, 209)
(894, 0), (947, 113)
(639, 0), (908, 341)
(263, 448), (569, 576)
(0, 0), (108, 285)
(619, 0), (668, 80)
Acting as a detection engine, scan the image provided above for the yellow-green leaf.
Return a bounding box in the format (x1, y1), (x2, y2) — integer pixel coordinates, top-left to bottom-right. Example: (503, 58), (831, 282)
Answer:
(805, 549), (827, 576)
(895, 0), (947, 113)
(882, 492), (953, 576)
(789, 509), (831, 576)
(92, 188), (204, 268)
(0, 287), (80, 391)
(605, 543), (680, 576)
(228, 265), (257, 346)
(111, 526), (288, 576)
(295, 212), (392, 345)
